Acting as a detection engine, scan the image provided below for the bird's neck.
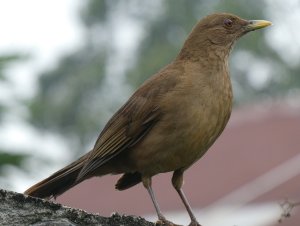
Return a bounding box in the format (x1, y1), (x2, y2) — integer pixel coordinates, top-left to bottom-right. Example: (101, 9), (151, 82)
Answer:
(176, 37), (231, 66)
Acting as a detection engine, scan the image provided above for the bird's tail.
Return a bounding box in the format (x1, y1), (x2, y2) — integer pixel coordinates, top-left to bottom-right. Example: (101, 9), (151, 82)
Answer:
(24, 154), (88, 199)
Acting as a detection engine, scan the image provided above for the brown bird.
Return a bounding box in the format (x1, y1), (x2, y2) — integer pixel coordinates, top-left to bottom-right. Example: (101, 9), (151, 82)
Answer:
(25, 13), (271, 226)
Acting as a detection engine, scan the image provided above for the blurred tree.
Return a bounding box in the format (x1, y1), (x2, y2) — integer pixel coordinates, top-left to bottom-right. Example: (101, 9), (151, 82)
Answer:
(29, 0), (169, 154)
(29, 0), (300, 157)
(0, 55), (28, 177)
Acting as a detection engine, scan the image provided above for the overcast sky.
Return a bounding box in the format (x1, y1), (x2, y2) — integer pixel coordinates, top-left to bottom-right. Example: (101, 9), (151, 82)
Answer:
(0, 0), (83, 99)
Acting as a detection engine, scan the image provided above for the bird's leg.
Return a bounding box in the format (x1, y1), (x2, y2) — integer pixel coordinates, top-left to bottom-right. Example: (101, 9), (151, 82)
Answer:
(172, 170), (201, 226)
(142, 177), (166, 221)
(142, 176), (177, 226)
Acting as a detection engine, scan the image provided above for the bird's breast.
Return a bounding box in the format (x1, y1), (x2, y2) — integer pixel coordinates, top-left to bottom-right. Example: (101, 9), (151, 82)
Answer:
(173, 80), (232, 166)
(129, 66), (233, 175)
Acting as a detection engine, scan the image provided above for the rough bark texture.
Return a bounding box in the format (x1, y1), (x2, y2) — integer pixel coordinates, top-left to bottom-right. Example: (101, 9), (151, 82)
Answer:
(0, 188), (154, 226)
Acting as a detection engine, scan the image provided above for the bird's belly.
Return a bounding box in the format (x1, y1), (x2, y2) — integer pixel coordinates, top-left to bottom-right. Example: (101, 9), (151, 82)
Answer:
(129, 96), (231, 175)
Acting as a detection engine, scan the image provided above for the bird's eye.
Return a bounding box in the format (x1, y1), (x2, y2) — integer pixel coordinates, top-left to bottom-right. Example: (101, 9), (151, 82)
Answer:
(224, 18), (233, 27)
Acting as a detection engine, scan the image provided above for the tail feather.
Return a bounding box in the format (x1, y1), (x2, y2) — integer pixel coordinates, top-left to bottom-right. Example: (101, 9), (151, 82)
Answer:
(24, 154), (87, 198)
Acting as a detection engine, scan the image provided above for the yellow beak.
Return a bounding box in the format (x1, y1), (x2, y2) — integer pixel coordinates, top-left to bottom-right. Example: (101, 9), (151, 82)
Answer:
(246, 20), (272, 31)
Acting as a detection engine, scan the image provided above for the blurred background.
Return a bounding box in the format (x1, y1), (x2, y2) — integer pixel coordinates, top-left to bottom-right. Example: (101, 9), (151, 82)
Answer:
(0, 0), (299, 225)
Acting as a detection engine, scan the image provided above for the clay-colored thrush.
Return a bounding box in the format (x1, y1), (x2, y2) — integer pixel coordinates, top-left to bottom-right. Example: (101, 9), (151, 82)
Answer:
(25, 13), (271, 226)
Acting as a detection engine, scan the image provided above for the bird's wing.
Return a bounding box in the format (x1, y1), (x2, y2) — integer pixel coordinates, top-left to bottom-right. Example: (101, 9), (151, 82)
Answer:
(76, 75), (172, 182)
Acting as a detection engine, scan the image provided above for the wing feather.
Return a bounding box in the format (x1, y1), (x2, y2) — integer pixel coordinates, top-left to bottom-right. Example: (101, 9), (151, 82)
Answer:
(76, 92), (161, 181)
(76, 67), (179, 182)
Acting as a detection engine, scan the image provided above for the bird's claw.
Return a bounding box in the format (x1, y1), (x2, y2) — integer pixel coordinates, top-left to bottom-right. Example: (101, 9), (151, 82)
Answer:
(188, 221), (202, 226)
(155, 219), (183, 226)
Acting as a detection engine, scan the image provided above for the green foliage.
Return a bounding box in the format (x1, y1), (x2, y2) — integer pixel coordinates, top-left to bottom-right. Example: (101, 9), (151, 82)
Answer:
(0, 53), (28, 120)
(0, 54), (25, 71)
(0, 152), (28, 173)
(30, 47), (107, 150)
(80, 0), (110, 27)
(0, 54), (28, 176)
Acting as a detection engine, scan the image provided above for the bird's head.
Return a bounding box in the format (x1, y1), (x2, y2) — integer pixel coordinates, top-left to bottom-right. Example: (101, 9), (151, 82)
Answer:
(198, 13), (272, 45)
(178, 13), (272, 60)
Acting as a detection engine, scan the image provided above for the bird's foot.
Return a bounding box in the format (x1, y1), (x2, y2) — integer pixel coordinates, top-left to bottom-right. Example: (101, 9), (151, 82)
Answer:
(188, 220), (202, 226)
(155, 218), (182, 226)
